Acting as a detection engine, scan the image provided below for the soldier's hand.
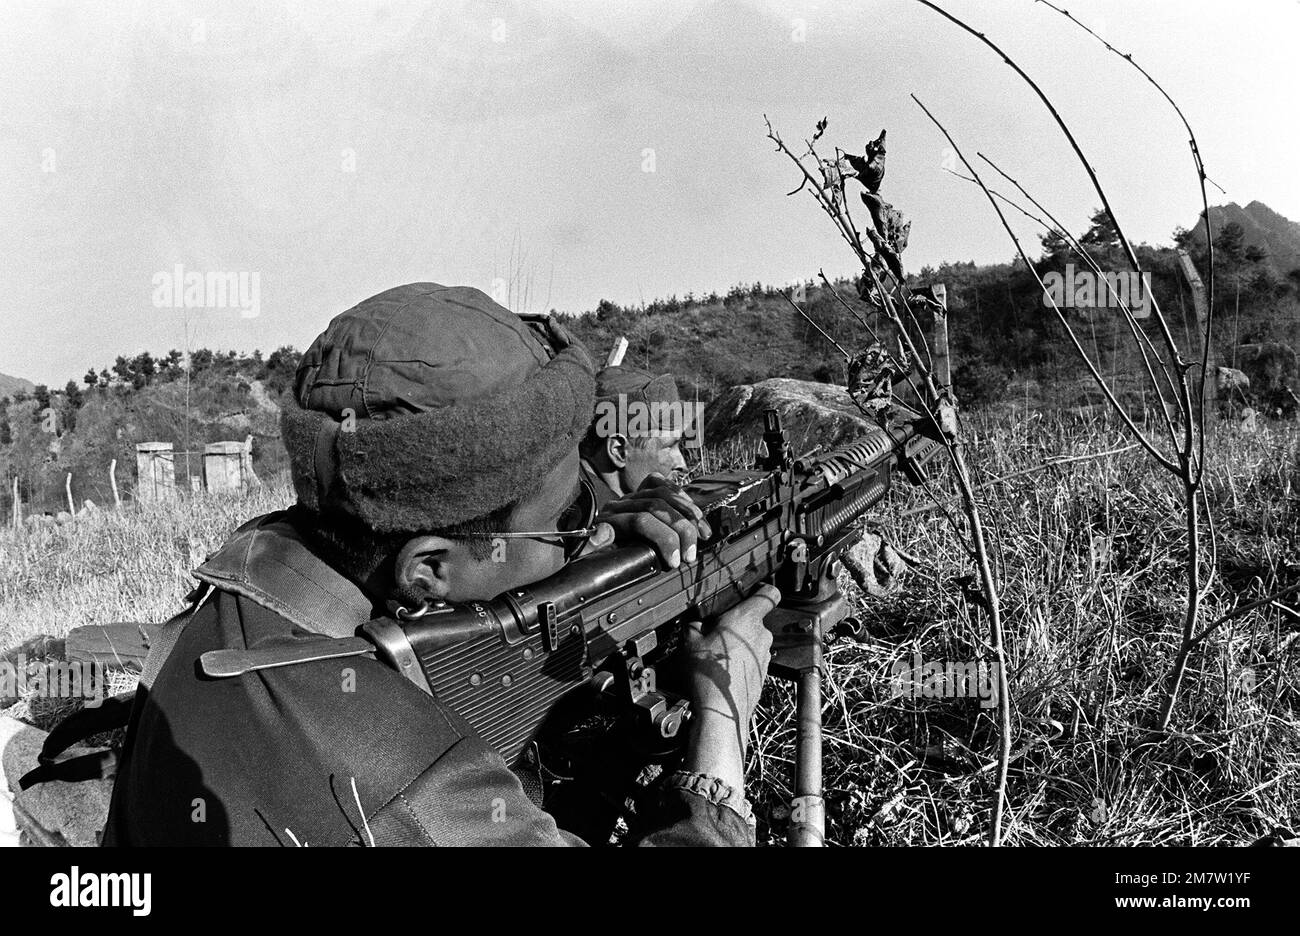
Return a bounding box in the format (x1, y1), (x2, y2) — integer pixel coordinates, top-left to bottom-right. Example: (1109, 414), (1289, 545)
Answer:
(585, 472), (711, 569)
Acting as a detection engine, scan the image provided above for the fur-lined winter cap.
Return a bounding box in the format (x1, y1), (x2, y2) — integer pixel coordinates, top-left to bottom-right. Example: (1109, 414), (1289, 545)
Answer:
(282, 283), (596, 532)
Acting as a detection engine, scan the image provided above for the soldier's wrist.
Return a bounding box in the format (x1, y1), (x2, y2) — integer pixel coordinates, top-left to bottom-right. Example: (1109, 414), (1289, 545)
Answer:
(664, 769), (755, 827)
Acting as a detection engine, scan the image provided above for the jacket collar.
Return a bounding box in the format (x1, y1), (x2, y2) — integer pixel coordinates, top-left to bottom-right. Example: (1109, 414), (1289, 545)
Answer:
(193, 511), (378, 638)
(579, 458), (619, 510)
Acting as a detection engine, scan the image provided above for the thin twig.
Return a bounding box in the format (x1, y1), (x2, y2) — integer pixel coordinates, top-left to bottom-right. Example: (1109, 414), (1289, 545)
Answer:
(782, 290), (850, 359)
(897, 445), (1139, 518)
(1034, 0), (1217, 482)
(1192, 582), (1300, 647)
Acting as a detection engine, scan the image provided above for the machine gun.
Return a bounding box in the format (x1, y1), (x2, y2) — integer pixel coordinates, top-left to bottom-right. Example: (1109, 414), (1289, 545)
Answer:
(359, 405), (944, 846)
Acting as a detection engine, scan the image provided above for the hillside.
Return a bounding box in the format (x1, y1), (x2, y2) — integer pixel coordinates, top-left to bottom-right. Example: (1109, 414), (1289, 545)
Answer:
(0, 349), (299, 514)
(1186, 200), (1300, 280)
(568, 207), (1300, 415)
(0, 372), (33, 401)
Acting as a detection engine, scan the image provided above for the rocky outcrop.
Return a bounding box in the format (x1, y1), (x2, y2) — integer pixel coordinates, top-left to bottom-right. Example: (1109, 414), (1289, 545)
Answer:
(704, 378), (876, 455)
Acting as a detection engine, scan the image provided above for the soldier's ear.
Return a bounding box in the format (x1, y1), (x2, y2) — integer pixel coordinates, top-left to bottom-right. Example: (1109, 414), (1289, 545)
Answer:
(393, 535), (463, 602)
(605, 433), (629, 470)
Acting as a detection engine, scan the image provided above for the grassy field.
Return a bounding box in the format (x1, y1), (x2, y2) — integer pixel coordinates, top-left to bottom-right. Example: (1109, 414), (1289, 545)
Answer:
(2, 410), (1297, 846)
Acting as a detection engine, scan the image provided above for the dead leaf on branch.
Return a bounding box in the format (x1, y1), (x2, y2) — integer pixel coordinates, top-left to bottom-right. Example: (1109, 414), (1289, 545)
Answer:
(819, 156), (853, 210)
(861, 192), (911, 259)
(856, 271), (885, 310)
(843, 129), (887, 193)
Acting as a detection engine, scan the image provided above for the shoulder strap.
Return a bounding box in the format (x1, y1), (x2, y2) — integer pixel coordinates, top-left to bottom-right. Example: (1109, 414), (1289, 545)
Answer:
(139, 584), (214, 690)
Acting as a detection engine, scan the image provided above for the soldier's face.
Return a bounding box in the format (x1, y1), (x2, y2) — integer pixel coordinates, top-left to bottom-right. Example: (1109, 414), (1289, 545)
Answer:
(621, 431), (688, 492)
(441, 448), (589, 601)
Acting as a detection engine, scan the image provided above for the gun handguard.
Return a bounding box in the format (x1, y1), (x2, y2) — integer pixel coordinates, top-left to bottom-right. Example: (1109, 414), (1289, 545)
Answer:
(365, 409), (943, 765)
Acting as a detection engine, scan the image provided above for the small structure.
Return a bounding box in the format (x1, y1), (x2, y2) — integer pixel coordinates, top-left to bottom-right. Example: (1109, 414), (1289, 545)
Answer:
(204, 437), (259, 493)
(135, 438), (257, 498)
(134, 442), (177, 503)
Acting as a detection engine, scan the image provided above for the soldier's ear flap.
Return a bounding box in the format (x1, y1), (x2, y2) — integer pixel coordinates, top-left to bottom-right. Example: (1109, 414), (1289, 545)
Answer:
(393, 535), (461, 601)
(605, 433), (629, 469)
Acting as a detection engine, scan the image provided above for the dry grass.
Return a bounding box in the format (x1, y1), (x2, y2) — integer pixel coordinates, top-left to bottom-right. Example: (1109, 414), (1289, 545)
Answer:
(751, 409), (1300, 845)
(2, 412), (1297, 845)
(0, 483), (293, 648)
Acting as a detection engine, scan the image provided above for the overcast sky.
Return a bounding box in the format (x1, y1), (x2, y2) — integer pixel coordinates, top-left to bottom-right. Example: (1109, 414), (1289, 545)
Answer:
(1, 0), (1296, 386)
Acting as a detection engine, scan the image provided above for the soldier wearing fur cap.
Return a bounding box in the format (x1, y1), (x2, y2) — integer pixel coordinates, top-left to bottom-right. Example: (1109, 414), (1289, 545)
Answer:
(104, 283), (776, 846)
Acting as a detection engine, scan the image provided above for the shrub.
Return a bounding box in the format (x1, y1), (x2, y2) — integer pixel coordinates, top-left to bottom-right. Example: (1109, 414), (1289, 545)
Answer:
(953, 360), (1011, 409)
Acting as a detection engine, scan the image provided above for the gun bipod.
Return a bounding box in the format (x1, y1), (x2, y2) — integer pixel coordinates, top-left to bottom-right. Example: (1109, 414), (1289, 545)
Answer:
(763, 590), (847, 847)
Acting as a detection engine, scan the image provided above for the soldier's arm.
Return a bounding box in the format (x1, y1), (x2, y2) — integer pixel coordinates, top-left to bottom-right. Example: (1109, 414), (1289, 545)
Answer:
(365, 734), (754, 846)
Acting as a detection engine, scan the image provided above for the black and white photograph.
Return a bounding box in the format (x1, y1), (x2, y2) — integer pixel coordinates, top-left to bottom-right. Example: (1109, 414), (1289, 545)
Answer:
(0, 0), (1296, 899)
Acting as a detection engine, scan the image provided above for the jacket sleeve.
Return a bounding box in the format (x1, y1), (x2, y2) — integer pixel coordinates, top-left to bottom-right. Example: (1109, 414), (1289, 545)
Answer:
(366, 735), (753, 846)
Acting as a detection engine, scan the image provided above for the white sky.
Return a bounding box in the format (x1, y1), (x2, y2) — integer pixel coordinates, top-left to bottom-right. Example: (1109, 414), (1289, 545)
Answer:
(1, 0), (1296, 385)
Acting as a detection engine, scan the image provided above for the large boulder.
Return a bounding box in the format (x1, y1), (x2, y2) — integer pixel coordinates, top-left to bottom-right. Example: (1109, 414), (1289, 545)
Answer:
(704, 378), (876, 456)
(1, 713), (114, 846)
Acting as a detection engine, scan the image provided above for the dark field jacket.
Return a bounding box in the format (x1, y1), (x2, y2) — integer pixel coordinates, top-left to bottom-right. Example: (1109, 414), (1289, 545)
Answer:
(102, 512), (752, 847)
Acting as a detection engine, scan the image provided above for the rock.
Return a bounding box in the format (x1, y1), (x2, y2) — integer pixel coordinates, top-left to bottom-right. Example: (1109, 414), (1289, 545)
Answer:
(55, 511), (73, 525)
(1, 713), (114, 846)
(1216, 366), (1250, 395)
(704, 378), (877, 455)
(79, 499), (99, 514)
